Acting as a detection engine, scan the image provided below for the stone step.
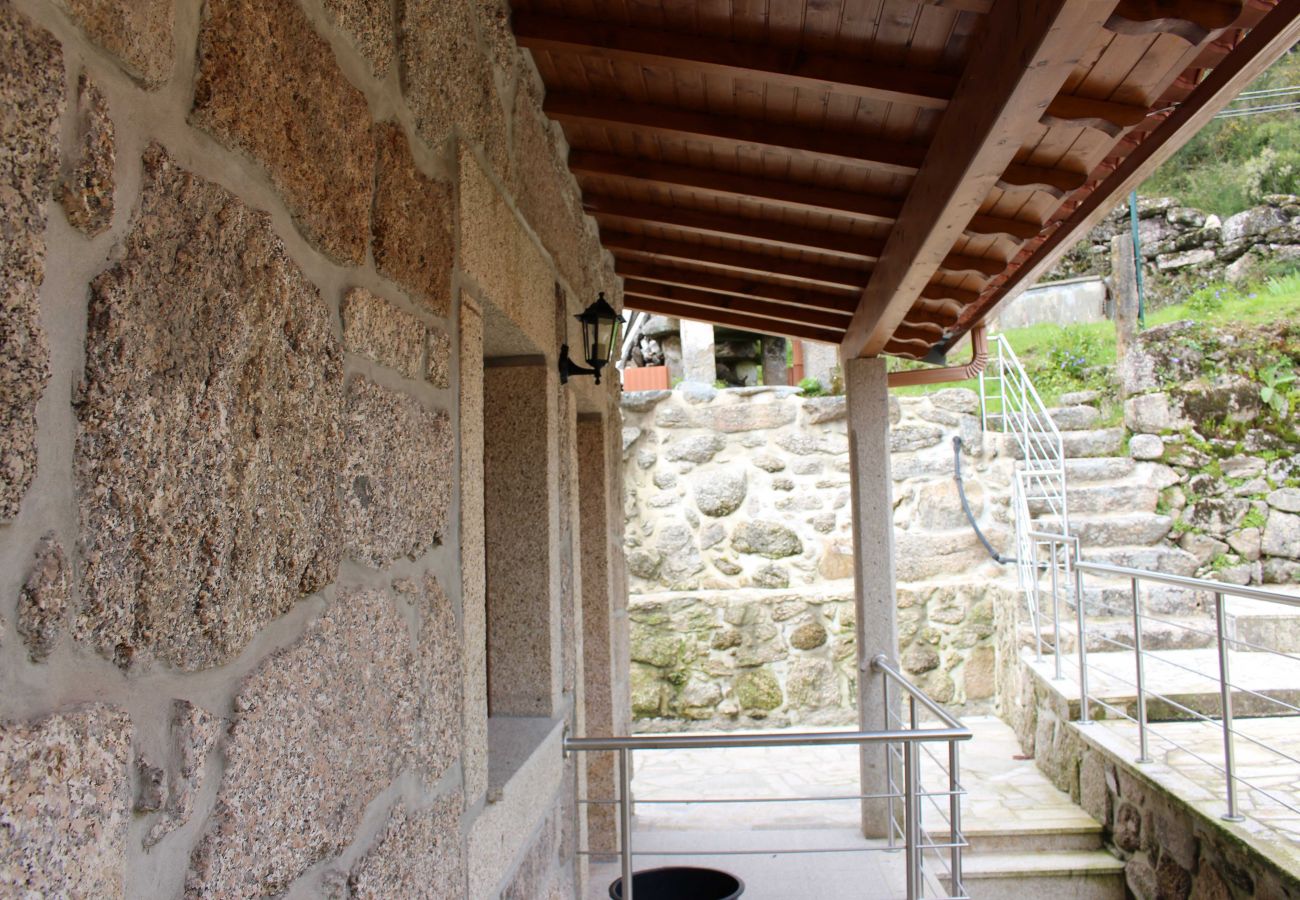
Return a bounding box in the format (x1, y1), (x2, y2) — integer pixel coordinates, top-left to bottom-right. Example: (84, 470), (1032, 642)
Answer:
(1062, 457), (1136, 484)
(1019, 614), (1216, 655)
(1029, 484), (1159, 516)
(936, 822), (1103, 854)
(952, 849), (1126, 900)
(1037, 513), (1172, 549)
(1226, 596), (1300, 653)
(1047, 405), (1103, 431)
(1025, 647), (1300, 722)
(1084, 546), (1200, 578)
(1002, 429), (1125, 460)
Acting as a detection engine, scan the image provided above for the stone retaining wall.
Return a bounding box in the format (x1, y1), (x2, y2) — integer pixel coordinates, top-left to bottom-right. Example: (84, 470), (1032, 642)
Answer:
(622, 385), (1010, 730)
(0, 0), (621, 896)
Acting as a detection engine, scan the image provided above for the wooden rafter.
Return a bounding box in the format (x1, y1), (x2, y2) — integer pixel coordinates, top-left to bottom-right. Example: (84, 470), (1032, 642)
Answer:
(569, 151), (903, 225)
(613, 259), (859, 313)
(841, 0), (1119, 359)
(623, 280), (851, 330)
(585, 195), (886, 261)
(604, 232), (869, 290)
(623, 295), (844, 344)
(514, 12), (957, 110)
(544, 94), (928, 177)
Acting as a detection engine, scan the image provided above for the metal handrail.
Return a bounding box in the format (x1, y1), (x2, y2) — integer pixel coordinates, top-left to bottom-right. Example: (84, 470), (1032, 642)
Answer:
(564, 657), (971, 900)
(1062, 556), (1300, 823)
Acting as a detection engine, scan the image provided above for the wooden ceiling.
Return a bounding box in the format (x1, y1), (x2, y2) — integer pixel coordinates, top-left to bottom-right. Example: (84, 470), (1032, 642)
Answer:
(511, 0), (1300, 362)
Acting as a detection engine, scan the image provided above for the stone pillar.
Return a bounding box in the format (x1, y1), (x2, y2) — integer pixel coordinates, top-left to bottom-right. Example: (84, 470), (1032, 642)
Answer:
(761, 336), (788, 386)
(802, 341), (840, 390)
(680, 319), (716, 384)
(578, 412), (620, 854)
(845, 356), (899, 838)
(1110, 233), (1154, 397)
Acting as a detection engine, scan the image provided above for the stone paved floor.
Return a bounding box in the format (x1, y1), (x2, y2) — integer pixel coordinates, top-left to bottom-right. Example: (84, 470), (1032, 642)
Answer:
(584, 717), (1094, 899)
(1095, 717), (1300, 846)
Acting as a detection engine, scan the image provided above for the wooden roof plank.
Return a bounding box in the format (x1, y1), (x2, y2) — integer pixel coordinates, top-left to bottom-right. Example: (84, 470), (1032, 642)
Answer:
(586, 193), (886, 259)
(604, 231), (870, 289)
(842, 0), (1119, 359)
(614, 258), (861, 312)
(514, 11), (958, 109)
(623, 295), (845, 343)
(623, 279), (852, 329)
(544, 92), (927, 176)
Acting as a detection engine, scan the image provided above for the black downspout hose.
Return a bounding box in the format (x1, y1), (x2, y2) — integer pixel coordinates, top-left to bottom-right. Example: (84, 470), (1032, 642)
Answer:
(952, 435), (1016, 565)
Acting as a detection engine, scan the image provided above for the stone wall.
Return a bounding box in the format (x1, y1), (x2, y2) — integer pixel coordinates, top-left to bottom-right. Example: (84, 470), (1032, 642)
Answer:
(622, 385), (1010, 730)
(1048, 195), (1300, 305)
(0, 0), (624, 896)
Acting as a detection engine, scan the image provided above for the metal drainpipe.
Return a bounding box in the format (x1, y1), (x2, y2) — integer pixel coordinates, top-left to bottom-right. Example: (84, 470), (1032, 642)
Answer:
(885, 322), (990, 388)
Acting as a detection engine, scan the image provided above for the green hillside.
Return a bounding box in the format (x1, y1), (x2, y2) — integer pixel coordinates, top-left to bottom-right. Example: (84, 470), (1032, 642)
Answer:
(1142, 46), (1300, 215)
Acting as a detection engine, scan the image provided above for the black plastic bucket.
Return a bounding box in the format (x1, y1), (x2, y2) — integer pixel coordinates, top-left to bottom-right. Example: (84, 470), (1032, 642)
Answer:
(609, 866), (744, 900)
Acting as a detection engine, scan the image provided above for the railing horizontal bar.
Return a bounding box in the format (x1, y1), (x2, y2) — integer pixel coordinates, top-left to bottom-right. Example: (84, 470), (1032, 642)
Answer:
(873, 656), (969, 731)
(1224, 725), (1300, 769)
(1077, 562), (1300, 607)
(565, 725), (970, 751)
(1220, 682), (1300, 716)
(579, 792), (902, 805)
(584, 846), (899, 857)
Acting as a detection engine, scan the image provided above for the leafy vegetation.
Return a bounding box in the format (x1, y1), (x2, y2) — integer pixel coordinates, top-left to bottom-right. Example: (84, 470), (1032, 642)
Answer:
(1141, 48), (1300, 215)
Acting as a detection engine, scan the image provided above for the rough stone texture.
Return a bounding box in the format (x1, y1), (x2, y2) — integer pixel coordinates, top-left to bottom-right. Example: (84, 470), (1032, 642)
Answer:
(55, 0), (173, 87)
(146, 700), (223, 847)
(1262, 510), (1300, 561)
(347, 795), (465, 898)
(321, 0), (393, 78)
(341, 287), (426, 380)
(341, 377), (452, 567)
(400, 0), (507, 169)
(16, 532), (69, 662)
(0, 705), (132, 897)
(192, 0), (374, 263)
(75, 147), (343, 670)
(0, 1), (62, 521)
(732, 521), (802, 558)
(665, 434), (726, 464)
(188, 582), (460, 897)
(1130, 433), (1164, 460)
(1268, 488), (1300, 514)
(425, 328), (450, 389)
(372, 122), (454, 315)
(58, 72), (115, 235)
(693, 471), (746, 517)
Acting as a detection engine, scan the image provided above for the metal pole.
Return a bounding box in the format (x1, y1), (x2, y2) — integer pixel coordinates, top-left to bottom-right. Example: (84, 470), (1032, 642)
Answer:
(884, 672), (896, 850)
(1076, 562), (1091, 724)
(1051, 541), (1063, 679)
(1132, 577), (1151, 763)
(948, 740), (963, 898)
(619, 748), (635, 899)
(1214, 593), (1245, 822)
(905, 741), (922, 900)
(1031, 535), (1044, 662)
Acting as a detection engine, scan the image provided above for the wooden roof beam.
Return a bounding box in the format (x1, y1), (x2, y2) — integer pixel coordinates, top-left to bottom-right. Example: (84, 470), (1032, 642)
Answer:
(544, 94), (927, 177)
(623, 295), (844, 344)
(1105, 0), (1243, 43)
(622, 280), (851, 331)
(842, 0), (1117, 359)
(569, 151), (903, 225)
(585, 195), (887, 261)
(613, 259), (859, 313)
(603, 232), (869, 290)
(514, 12), (958, 110)
(1042, 95), (1151, 137)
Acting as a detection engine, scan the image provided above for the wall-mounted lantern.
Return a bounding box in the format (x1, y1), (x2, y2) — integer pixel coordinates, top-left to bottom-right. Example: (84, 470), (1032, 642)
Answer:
(559, 292), (625, 385)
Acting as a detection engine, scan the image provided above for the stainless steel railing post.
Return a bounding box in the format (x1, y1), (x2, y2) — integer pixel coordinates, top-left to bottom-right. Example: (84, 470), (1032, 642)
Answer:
(948, 740), (963, 898)
(1214, 592), (1245, 823)
(1051, 540), (1063, 679)
(1076, 561), (1091, 724)
(619, 747), (635, 899)
(1132, 576), (1151, 763)
(904, 740), (922, 900)
(884, 672), (897, 851)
